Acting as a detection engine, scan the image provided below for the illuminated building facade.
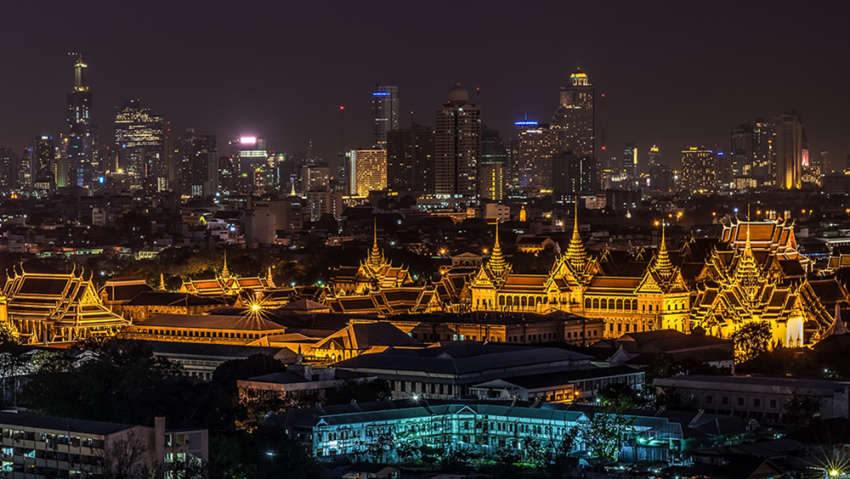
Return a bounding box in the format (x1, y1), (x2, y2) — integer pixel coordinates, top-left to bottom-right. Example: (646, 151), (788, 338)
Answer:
(348, 149), (387, 196)
(511, 121), (559, 196)
(114, 99), (166, 190)
(180, 253), (274, 297)
(372, 85), (400, 149)
(553, 151), (595, 202)
(62, 54), (98, 188)
(173, 129), (217, 197)
(621, 143), (638, 182)
(309, 402), (682, 464)
(552, 69), (595, 160)
(679, 147), (716, 194)
(387, 123), (434, 194)
(730, 119), (774, 187)
(479, 128), (506, 201)
(690, 218), (843, 347)
(1, 268), (128, 345)
(434, 84), (480, 199)
(469, 214), (691, 338)
(774, 112), (803, 190)
(328, 222), (412, 295)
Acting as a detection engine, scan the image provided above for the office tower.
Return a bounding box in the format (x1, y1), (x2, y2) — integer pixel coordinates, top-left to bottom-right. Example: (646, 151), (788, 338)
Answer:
(551, 68), (596, 189)
(646, 145), (671, 192)
(387, 123), (434, 194)
(113, 99), (166, 190)
(348, 149), (387, 196)
(301, 162), (331, 193)
(173, 130), (217, 197)
(622, 143), (638, 182)
(434, 84), (481, 199)
(228, 136), (269, 193)
(511, 120), (559, 196)
(730, 120), (774, 184)
(62, 54), (98, 188)
(773, 112), (803, 190)
(0, 147), (14, 192)
(553, 151), (595, 202)
(479, 128), (506, 201)
(31, 136), (58, 192)
(372, 85), (400, 149)
(680, 147), (716, 194)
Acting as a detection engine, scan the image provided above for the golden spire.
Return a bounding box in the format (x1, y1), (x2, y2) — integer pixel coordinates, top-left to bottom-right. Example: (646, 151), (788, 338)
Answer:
(267, 266), (274, 284)
(158, 272), (166, 291)
(488, 220), (508, 276)
(367, 218), (384, 267)
(566, 196), (587, 272)
(221, 250), (231, 279)
(654, 221), (674, 278)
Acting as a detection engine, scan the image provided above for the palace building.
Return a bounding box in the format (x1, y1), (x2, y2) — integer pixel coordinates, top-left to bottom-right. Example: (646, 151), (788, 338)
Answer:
(328, 221), (412, 295)
(180, 252), (273, 297)
(469, 206), (691, 338)
(690, 217), (846, 347)
(1, 267), (129, 345)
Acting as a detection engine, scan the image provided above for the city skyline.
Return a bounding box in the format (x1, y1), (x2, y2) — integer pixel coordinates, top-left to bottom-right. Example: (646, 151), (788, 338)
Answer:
(1, 1), (849, 168)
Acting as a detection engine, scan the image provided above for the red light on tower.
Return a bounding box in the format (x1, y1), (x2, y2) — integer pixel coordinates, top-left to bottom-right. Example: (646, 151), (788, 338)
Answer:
(601, 145), (607, 151)
(339, 105), (345, 111)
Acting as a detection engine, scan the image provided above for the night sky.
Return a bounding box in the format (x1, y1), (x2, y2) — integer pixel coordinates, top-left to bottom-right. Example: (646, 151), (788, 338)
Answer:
(2, 1), (849, 168)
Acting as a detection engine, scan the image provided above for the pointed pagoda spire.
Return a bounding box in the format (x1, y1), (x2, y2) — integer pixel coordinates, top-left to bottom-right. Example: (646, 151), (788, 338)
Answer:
(654, 221), (674, 278)
(566, 196), (587, 272)
(221, 250), (231, 279)
(267, 266), (274, 285)
(158, 272), (166, 291)
(367, 218), (384, 267)
(289, 179), (297, 197)
(487, 220), (508, 276)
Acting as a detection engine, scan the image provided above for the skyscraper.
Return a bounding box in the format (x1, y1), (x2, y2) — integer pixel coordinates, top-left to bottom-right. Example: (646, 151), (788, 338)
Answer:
(730, 119), (774, 184)
(114, 99), (166, 190)
(552, 151), (595, 202)
(622, 143), (638, 182)
(551, 68), (596, 189)
(31, 136), (58, 192)
(0, 147), (15, 193)
(773, 112), (803, 190)
(62, 54), (97, 188)
(372, 85), (400, 149)
(510, 120), (559, 196)
(349, 149), (387, 196)
(434, 84), (481, 199)
(479, 128), (507, 201)
(680, 147), (716, 194)
(387, 123), (434, 194)
(173, 130), (217, 197)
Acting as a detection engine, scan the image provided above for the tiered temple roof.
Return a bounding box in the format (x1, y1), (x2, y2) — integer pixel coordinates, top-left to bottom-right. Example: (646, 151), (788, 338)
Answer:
(2, 268), (128, 345)
(181, 251), (273, 297)
(329, 220), (412, 295)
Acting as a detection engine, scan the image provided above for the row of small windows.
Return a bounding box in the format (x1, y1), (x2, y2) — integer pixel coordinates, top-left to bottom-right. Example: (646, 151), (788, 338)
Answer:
(132, 328), (261, 340)
(585, 298), (687, 312)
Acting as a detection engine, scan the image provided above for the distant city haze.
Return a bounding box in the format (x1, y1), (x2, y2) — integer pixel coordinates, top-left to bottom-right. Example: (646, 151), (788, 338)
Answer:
(1, 1), (849, 168)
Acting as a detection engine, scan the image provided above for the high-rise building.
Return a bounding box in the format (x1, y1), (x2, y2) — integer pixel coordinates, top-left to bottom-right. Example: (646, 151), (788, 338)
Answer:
(301, 162), (331, 193)
(551, 68), (596, 190)
(173, 130), (217, 197)
(479, 128), (507, 201)
(646, 145), (672, 192)
(0, 147), (15, 193)
(372, 85), (400, 149)
(510, 121), (559, 196)
(227, 136), (269, 193)
(730, 120), (774, 185)
(349, 149), (387, 196)
(680, 147), (716, 194)
(773, 112), (803, 190)
(31, 136), (58, 192)
(552, 151), (595, 202)
(387, 123), (434, 194)
(434, 84), (481, 199)
(622, 143), (638, 182)
(114, 99), (166, 190)
(62, 54), (98, 188)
